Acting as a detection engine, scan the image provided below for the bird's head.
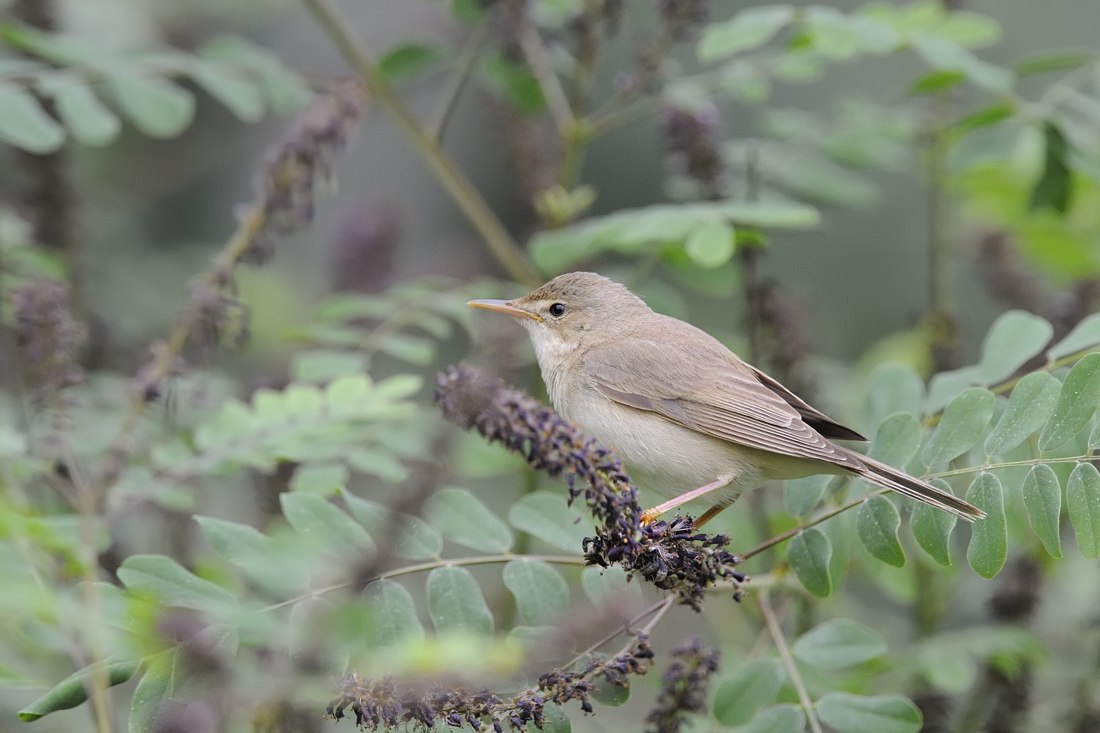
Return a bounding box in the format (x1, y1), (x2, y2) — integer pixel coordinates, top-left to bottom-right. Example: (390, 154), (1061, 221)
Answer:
(468, 271), (650, 357)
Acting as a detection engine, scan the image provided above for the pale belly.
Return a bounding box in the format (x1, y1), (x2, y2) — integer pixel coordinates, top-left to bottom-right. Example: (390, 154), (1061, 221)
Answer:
(555, 386), (834, 506)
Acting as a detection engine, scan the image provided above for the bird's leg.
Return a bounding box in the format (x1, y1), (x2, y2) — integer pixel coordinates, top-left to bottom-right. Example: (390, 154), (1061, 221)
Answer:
(640, 477), (731, 525)
(691, 504), (729, 529)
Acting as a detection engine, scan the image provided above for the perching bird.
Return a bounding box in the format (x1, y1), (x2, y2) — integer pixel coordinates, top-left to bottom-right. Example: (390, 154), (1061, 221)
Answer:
(470, 271), (984, 527)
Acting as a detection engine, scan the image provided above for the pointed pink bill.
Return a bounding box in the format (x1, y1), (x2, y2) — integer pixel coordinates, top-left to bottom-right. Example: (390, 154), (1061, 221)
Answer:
(467, 299), (543, 322)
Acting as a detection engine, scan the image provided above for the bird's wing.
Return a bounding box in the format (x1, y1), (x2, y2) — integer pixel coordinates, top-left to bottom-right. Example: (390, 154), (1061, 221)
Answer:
(583, 336), (863, 471)
(749, 366), (868, 442)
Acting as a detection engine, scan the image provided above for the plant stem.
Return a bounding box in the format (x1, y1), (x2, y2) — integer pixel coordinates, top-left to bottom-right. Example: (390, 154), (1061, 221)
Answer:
(427, 20), (489, 141)
(740, 493), (875, 560)
(926, 92), (960, 372)
(760, 592), (823, 733)
(300, 0), (541, 286)
(259, 553), (586, 612)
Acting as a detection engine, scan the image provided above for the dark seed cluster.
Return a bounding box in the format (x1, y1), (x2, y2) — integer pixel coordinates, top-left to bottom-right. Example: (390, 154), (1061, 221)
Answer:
(662, 102), (728, 198)
(644, 637), (721, 733)
(433, 362), (745, 609)
(12, 278), (86, 404)
(327, 636), (654, 731)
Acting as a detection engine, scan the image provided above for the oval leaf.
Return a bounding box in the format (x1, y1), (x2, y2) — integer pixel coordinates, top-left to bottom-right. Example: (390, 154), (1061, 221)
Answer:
(910, 479), (957, 566)
(0, 83), (65, 153)
(732, 704), (806, 733)
(343, 492), (443, 560)
(426, 566), (493, 635)
(188, 61), (265, 122)
(966, 473), (1007, 579)
(788, 528), (833, 597)
(426, 487), (513, 552)
(18, 659), (139, 721)
(1048, 312), (1100, 360)
(698, 5), (796, 62)
(280, 493), (374, 552)
(1039, 353), (1100, 452)
(128, 652), (177, 733)
(868, 413), (922, 468)
(784, 474), (833, 517)
(362, 579), (425, 649)
(983, 372), (1062, 456)
(508, 491), (593, 552)
(40, 79), (120, 146)
(1067, 462), (1100, 559)
(1022, 464), (1063, 559)
(502, 560), (569, 625)
(857, 496), (905, 567)
(117, 555), (236, 612)
(711, 658), (784, 727)
(105, 70), (195, 138)
(922, 387), (996, 467)
(685, 220), (735, 268)
(815, 692), (922, 733)
(978, 311), (1053, 384)
(865, 363), (924, 429)
(792, 618), (888, 670)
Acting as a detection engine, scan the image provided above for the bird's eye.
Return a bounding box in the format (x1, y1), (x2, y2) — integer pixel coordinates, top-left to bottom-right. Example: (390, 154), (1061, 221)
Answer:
(548, 302), (567, 318)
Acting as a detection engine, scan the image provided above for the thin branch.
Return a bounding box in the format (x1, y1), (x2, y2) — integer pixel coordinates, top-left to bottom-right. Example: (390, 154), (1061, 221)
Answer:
(562, 595), (675, 672)
(258, 553), (586, 612)
(740, 492), (876, 561)
(760, 593), (823, 733)
(427, 20), (489, 141)
(517, 23), (575, 138)
(300, 0), (541, 286)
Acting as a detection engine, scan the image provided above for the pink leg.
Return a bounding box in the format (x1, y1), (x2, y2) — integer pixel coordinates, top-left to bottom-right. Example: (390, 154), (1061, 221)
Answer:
(641, 477), (731, 524)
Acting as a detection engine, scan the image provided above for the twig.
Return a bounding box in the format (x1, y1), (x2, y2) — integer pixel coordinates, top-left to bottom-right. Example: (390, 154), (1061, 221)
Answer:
(760, 592), (823, 733)
(427, 20), (489, 141)
(517, 23), (575, 138)
(258, 553), (586, 613)
(562, 595), (675, 672)
(300, 0), (541, 286)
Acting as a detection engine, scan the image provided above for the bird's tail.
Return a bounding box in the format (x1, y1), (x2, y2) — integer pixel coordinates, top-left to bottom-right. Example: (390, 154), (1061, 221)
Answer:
(843, 449), (986, 522)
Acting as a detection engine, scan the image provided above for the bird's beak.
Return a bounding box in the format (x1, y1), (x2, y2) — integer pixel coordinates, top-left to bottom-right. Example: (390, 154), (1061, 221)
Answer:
(467, 298), (543, 323)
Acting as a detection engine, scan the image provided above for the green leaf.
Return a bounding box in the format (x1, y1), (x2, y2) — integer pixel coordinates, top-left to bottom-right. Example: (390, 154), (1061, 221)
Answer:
(426, 567), (493, 635)
(712, 658), (784, 727)
(815, 692), (922, 733)
(292, 349), (368, 383)
(280, 493), (374, 552)
(684, 220), (735, 269)
(731, 705), (805, 733)
(978, 311), (1053, 384)
(857, 496), (906, 567)
(698, 5), (795, 62)
(105, 70), (195, 138)
(18, 659), (139, 721)
(926, 365), (981, 414)
(128, 652), (176, 733)
(1048, 313), (1100, 360)
(909, 69), (965, 95)
(118, 555), (237, 612)
(289, 463), (348, 495)
(378, 333), (435, 365)
(1039, 353), (1100, 451)
(362, 579), (425, 649)
(868, 413), (922, 468)
(0, 83), (65, 153)
(922, 387), (996, 467)
(1029, 120), (1072, 213)
(1022, 464), (1063, 559)
(1067, 462), (1100, 559)
(195, 515), (272, 569)
(533, 702), (571, 733)
(983, 372), (1062, 456)
(792, 618), (888, 670)
(954, 102), (1016, 136)
(966, 473), (1007, 579)
(37, 77), (120, 146)
(910, 32), (1014, 92)
(1014, 51), (1095, 77)
(379, 42), (447, 82)
(508, 491), (593, 552)
(580, 566), (643, 607)
(481, 51), (544, 114)
(590, 672), (630, 707)
(502, 559), (570, 625)
(910, 479), (957, 566)
(343, 493), (443, 560)
(936, 10), (1001, 48)
(426, 487), (513, 552)
(784, 474), (832, 516)
(787, 528), (832, 597)
(188, 61), (265, 122)
(348, 448), (410, 483)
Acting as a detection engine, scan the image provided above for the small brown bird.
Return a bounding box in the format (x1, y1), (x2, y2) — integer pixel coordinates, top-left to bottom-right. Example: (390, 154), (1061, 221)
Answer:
(469, 271), (984, 527)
